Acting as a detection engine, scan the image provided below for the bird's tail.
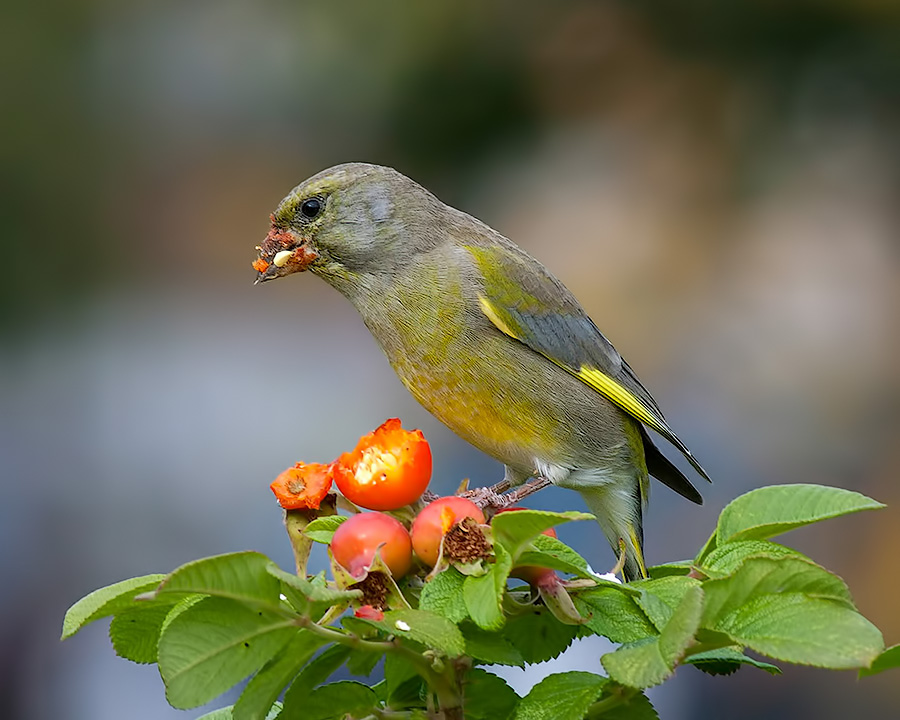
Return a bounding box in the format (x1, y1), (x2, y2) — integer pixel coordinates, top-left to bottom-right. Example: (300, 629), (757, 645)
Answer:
(578, 486), (647, 582)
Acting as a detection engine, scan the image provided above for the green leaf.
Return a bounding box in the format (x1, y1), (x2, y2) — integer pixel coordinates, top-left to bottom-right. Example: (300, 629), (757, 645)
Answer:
(465, 543), (513, 630)
(384, 652), (426, 706)
(702, 556), (854, 627)
(232, 631), (326, 720)
(657, 585), (704, 666)
(346, 646), (384, 677)
(602, 638), (670, 691)
(195, 702), (282, 720)
(716, 484), (884, 545)
(647, 561), (692, 579)
(61, 574), (166, 639)
(281, 681), (378, 720)
(685, 646), (781, 676)
(464, 668), (519, 720)
(860, 644), (900, 677)
(462, 623), (525, 666)
(266, 563), (361, 607)
(154, 552), (281, 607)
(700, 540), (808, 577)
(109, 600), (179, 664)
(592, 683), (659, 720)
(157, 596), (297, 709)
(513, 548), (596, 580)
(573, 587), (656, 644)
(530, 534), (591, 573)
(384, 653), (424, 701)
(302, 515), (346, 544)
(501, 609), (578, 664)
(419, 567), (470, 623)
(491, 510), (593, 560)
(714, 593), (883, 669)
(514, 671), (605, 720)
(634, 576), (700, 630)
(379, 609), (466, 657)
(283, 644), (352, 704)
(602, 585), (703, 689)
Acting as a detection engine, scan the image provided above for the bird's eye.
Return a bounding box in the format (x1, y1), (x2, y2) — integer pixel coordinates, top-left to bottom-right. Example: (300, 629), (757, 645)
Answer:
(300, 197), (322, 219)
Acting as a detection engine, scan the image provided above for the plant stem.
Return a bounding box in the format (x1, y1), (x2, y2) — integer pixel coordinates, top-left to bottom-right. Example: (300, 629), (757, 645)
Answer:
(294, 616), (463, 715)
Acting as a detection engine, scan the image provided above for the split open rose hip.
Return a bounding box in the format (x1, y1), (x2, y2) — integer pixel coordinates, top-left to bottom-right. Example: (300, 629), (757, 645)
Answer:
(332, 418), (432, 511)
(269, 462), (333, 510)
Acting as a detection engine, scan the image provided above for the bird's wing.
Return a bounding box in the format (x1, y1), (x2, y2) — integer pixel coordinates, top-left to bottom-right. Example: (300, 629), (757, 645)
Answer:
(466, 243), (711, 483)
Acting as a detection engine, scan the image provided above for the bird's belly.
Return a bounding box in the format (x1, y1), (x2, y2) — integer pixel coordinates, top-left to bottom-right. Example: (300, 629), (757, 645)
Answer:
(386, 329), (628, 479)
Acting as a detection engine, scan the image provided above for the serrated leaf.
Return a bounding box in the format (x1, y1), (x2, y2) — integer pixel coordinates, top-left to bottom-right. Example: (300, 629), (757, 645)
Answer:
(657, 585), (704, 665)
(464, 668), (519, 720)
(634, 576), (700, 630)
(266, 563), (361, 606)
(685, 646), (781, 676)
(157, 596), (297, 709)
(380, 609), (466, 657)
(302, 515), (346, 544)
(602, 586), (703, 689)
(462, 623), (525, 666)
(232, 631), (326, 720)
(465, 543), (512, 630)
(109, 600), (179, 664)
(530, 534), (591, 573)
(514, 671), (605, 720)
(419, 567), (469, 623)
(155, 552), (281, 607)
(860, 644), (900, 677)
(601, 637), (671, 690)
(195, 702), (282, 720)
(701, 540), (808, 577)
(501, 609), (578, 664)
(491, 510), (593, 560)
(702, 556), (854, 627)
(573, 587), (656, 644)
(715, 593), (883, 669)
(514, 550), (593, 580)
(716, 484), (884, 545)
(61, 574), (166, 639)
(281, 681), (378, 720)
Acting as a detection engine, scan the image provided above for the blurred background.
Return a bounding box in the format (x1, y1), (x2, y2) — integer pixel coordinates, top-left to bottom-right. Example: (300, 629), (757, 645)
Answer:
(2, 1), (898, 717)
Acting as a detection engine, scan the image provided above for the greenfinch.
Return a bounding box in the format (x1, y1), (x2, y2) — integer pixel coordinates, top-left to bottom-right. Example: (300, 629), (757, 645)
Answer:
(253, 163), (710, 580)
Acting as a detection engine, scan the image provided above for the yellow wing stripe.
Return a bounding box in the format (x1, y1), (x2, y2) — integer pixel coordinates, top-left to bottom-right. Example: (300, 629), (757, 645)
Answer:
(478, 296), (521, 340)
(478, 296), (668, 436)
(576, 366), (664, 433)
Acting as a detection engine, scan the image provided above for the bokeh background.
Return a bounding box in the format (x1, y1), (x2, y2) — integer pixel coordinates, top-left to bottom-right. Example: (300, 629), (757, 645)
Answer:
(2, 1), (898, 718)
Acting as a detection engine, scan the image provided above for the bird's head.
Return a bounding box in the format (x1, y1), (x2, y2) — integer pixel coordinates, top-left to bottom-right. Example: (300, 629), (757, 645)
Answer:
(253, 163), (441, 289)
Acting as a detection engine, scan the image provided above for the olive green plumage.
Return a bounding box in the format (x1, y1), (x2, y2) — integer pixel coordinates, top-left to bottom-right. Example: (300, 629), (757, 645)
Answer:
(255, 162), (710, 581)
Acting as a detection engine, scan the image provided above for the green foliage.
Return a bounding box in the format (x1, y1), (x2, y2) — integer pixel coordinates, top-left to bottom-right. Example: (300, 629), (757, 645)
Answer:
(62, 485), (893, 719)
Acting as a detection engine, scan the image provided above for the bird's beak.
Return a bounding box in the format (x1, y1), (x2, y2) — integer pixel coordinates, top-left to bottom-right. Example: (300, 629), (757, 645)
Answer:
(252, 219), (318, 284)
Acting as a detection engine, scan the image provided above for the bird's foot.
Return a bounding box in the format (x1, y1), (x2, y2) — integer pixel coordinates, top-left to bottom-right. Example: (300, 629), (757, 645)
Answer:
(460, 476), (552, 512)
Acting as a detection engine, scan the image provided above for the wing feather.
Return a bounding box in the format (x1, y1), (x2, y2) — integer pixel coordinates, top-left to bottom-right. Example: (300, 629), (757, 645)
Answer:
(467, 243), (711, 484)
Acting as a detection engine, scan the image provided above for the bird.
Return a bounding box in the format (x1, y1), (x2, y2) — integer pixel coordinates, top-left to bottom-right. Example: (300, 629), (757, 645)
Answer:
(252, 162), (710, 581)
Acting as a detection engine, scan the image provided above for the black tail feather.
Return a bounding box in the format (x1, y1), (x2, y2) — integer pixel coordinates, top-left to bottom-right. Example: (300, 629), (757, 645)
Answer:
(641, 426), (704, 505)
